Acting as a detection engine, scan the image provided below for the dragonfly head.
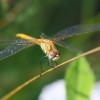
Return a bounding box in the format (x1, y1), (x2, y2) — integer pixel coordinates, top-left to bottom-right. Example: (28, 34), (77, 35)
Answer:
(49, 51), (60, 61)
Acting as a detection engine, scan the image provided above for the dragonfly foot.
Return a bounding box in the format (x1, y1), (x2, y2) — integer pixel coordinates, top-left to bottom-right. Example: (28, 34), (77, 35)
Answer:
(48, 61), (58, 68)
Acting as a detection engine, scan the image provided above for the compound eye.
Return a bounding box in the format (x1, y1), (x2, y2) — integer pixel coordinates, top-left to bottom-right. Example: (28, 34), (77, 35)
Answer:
(56, 51), (60, 56)
(49, 51), (60, 61)
(49, 51), (57, 57)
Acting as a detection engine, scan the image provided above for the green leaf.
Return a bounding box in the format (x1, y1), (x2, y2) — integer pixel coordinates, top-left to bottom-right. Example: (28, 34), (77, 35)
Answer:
(65, 57), (95, 100)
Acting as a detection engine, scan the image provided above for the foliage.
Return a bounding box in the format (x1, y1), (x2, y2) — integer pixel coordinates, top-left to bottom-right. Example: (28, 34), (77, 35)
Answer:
(65, 57), (95, 100)
(0, 0), (99, 99)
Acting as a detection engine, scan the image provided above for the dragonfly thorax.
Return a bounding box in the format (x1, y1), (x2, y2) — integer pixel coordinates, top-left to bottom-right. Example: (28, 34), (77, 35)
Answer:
(39, 39), (60, 61)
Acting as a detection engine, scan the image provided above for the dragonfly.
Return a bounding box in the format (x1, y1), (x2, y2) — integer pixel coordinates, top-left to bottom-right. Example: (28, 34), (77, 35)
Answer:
(0, 23), (100, 68)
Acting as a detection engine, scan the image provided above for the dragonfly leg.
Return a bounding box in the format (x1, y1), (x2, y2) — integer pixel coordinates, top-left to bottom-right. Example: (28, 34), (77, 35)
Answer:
(40, 56), (47, 73)
(55, 61), (58, 66)
(48, 60), (57, 68)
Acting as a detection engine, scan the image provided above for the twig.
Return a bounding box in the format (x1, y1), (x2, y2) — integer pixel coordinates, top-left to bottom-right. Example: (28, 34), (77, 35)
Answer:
(1, 46), (100, 100)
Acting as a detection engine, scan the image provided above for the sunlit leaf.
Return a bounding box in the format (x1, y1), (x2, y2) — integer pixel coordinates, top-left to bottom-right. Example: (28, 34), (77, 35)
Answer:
(65, 57), (95, 100)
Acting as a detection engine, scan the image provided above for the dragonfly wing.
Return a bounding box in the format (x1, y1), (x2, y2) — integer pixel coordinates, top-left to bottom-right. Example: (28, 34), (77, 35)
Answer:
(0, 39), (32, 44)
(40, 33), (49, 39)
(55, 41), (82, 53)
(0, 39), (35, 61)
(50, 23), (100, 41)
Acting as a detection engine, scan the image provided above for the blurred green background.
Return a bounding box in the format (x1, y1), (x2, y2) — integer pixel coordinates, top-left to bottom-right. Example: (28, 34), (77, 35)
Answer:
(0, 0), (100, 99)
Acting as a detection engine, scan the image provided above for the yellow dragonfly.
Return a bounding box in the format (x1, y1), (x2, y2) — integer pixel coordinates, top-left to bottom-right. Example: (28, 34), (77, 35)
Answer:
(0, 24), (100, 67)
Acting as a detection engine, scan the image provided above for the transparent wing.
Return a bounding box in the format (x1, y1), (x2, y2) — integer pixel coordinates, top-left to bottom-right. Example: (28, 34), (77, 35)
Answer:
(50, 23), (100, 41)
(0, 39), (35, 61)
(55, 41), (82, 53)
(0, 39), (30, 44)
